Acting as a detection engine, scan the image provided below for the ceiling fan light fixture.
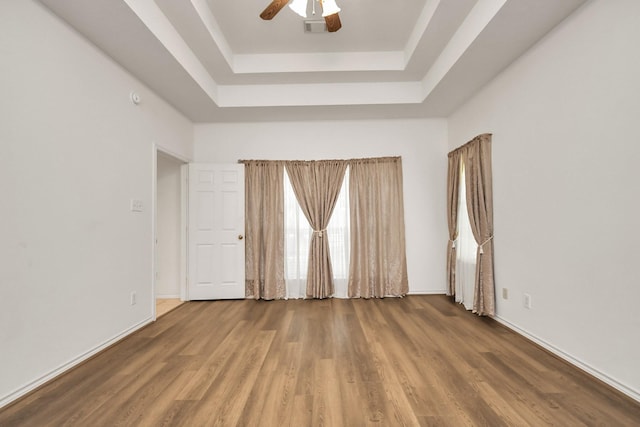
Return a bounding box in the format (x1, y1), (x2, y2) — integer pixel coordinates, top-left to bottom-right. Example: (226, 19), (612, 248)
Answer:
(321, 0), (340, 17)
(289, 0), (308, 18)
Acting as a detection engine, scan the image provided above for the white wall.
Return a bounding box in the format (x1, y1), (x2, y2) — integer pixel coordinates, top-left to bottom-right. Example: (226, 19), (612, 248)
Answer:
(0, 0), (193, 406)
(448, 0), (640, 399)
(194, 119), (448, 295)
(156, 153), (184, 298)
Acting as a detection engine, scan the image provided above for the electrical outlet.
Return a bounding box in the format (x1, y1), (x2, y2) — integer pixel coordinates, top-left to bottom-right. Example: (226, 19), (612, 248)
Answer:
(130, 291), (137, 306)
(502, 288), (508, 300)
(524, 293), (532, 309)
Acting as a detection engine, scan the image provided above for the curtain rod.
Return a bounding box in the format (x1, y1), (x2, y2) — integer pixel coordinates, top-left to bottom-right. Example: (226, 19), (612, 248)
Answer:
(447, 133), (492, 157)
(238, 156), (402, 164)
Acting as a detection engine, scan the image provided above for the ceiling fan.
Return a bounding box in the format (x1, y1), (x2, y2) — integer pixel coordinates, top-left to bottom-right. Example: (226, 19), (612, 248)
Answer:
(260, 0), (342, 33)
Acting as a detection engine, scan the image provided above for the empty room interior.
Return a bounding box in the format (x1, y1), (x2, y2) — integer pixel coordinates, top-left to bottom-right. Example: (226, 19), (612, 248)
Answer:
(1, 0), (639, 425)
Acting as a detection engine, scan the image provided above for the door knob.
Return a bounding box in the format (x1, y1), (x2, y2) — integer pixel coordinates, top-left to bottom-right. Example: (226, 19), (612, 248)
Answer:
(238, 235), (244, 240)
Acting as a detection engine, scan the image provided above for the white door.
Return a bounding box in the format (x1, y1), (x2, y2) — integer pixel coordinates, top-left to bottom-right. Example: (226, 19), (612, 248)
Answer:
(188, 164), (245, 300)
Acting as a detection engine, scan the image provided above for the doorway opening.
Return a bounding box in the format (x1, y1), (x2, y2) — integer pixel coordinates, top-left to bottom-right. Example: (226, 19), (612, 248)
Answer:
(155, 148), (188, 318)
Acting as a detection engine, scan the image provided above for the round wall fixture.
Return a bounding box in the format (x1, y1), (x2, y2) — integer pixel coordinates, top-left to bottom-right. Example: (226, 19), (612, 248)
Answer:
(130, 91), (141, 105)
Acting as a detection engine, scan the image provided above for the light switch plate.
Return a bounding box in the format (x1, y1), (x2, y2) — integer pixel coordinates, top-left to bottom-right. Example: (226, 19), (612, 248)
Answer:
(130, 199), (143, 212)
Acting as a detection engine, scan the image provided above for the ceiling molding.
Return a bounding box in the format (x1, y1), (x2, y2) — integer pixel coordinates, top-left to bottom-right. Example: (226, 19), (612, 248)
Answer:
(404, 0), (440, 64)
(218, 81), (424, 108)
(421, 0), (508, 100)
(123, 0), (219, 103)
(233, 51), (406, 74)
(189, 0), (233, 68)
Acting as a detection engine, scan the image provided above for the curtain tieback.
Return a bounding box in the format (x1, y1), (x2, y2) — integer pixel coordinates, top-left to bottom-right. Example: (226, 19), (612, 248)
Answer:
(449, 239), (456, 249)
(313, 229), (327, 238)
(479, 236), (494, 254)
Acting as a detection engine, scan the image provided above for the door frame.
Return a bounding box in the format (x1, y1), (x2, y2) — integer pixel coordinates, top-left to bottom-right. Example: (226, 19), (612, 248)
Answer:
(152, 144), (190, 321)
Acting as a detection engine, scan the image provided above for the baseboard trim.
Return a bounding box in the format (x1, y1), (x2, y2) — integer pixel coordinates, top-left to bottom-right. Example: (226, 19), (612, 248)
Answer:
(0, 317), (154, 410)
(155, 294), (181, 299)
(408, 290), (446, 295)
(493, 315), (640, 403)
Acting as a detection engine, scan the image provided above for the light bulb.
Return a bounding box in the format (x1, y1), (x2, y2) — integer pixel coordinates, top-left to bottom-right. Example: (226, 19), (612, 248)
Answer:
(321, 0), (340, 17)
(289, 0), (308, 18)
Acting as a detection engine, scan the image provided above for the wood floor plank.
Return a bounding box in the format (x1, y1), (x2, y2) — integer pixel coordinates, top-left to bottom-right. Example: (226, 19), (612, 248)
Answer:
(156, 298), (184, 318)
(2, 295), (639, 426)
(191, 330), (276, 426)
(175, 320), (251, 401)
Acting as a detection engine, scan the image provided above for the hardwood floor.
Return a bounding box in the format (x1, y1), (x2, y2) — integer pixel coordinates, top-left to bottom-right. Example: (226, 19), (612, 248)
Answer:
(1, 296), (639, 426)
(156, 298), (184, 318)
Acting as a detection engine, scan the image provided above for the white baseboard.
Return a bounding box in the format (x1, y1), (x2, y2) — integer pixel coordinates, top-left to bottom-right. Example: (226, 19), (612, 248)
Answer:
(408, 290), (447, 295)
(494, 315), (640, 403)
(0, 317), (154, 410)
(155, 294), (180, 299)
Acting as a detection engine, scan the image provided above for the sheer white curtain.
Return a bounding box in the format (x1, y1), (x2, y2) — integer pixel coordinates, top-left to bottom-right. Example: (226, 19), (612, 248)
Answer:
(326, 168), (350, 298)
(284, 168), (350, 299)
(456, 164), (477, 310)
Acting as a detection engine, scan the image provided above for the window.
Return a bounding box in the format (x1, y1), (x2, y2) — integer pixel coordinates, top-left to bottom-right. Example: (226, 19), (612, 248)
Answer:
(284, 168), (350, 298)
(456, 164), (477, 309)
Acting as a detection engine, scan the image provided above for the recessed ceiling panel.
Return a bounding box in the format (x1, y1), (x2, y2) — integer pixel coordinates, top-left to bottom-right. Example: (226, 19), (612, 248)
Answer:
(207, 0), (428, 54)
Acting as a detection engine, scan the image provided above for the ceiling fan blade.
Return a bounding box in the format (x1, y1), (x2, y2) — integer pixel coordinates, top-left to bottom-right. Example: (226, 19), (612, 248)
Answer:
(324, 13), (342, 32)
(260, 0), (289, 20)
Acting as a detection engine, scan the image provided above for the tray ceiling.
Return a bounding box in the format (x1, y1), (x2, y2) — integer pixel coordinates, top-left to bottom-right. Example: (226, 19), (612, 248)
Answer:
(38, 0), (586, 122)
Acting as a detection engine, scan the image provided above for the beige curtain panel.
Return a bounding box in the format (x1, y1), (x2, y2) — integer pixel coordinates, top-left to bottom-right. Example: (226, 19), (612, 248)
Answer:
(462, 135), (495, 316)
(285, 160), (347, 299)
(448, 133), (495, 316)
(243, 160), (286, 300)
(446, 151), (462, 297)
(347, 157), (409, 298)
